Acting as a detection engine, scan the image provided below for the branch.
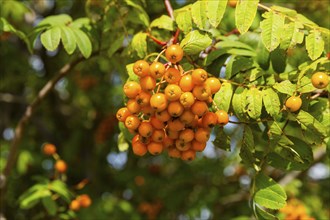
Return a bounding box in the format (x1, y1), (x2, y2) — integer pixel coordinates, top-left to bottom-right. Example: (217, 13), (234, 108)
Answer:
(164, 0), (174, 20)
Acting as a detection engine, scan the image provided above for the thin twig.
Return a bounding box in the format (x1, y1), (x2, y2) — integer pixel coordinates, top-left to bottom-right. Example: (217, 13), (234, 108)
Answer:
(164, 0), (174, 20)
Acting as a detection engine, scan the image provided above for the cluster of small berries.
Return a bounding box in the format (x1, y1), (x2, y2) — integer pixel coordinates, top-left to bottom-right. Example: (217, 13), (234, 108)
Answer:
(279, 198), (315, 220)
(116, 44), (229, 161)
(42, 143), (92, 212)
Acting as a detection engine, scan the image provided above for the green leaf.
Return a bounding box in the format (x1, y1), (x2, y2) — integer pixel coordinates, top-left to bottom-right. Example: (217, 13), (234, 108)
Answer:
(296, 110), (328, 138)
(37, 14), (72, 27)
(320, 27), (330, 52)
(213, 82), (233, 112)
(297, 76), (316, 93)
(232, 87), (248, 121)
(60, 26), (76, 54)
(40, 26), (61, 51)
(180, 30), (212, 55)
(216, 40), (254, 51)
(17, 150), (33, 175)
(272, 80), (296, 96)
(306, 30), (325, 60)
(270, 47), (287, 73)
(235, 0), (259, 34)
(255, 205), (278, 220)
(213, 127), (231, 151)
(254, 173), (287, 209)
(225, 56), (255, 79)
(119, 122), (135, 143)
(246, 88), (262, 119)
(206, 0), (227, 28)
(240, 126), (255, 167)
(150, 15), (174, 31)
(42, 196), (57, 216)
(125, 63), (139, 82)
(271, 5), (297, 16)
(280, 22), (304, 50)
(125, 0), (149, 27)
(256, 40), (270, 70)
(70, 18), (91, 29)
(260, 11), (285, 51)
(72, 28), (92, 58)
(48, 180), (72, 202)
(118, 132), (129, 152)
(262, 88), (280, 117)
(175, 10), (192, 34)
(131, 32), (147, 58)
(191, 1), (208, 30)
(20, 189), (51, 209)
(108, 35), (124, 57)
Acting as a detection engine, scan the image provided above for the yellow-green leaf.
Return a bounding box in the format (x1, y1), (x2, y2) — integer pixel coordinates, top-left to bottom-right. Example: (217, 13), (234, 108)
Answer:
(191, 1), (208, 30)
(306, 30), (325, 60)
(118, 132), (129, 152)
(246, 88), (262, 119)
(40, 26), (61, 51)
(262, 88), (280, 117)
(213, 82), (233, 112)
(150, 15), (174, 31)
(260, 11), (285, 51)
(206, 0), (227, 28)
(72, 28), (92, 58)
(180, 30), (212, 55)
(60, 26), (76, 54)
(235, 0), (259, 34)
(175, 10), (192, 34)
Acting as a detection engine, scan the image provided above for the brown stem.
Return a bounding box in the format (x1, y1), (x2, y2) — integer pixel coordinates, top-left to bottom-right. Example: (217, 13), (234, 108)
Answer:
(164, 0), (174, 20)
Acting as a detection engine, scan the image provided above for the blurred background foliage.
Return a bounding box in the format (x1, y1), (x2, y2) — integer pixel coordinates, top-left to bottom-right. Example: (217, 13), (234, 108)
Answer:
(0, 0), (329, 219)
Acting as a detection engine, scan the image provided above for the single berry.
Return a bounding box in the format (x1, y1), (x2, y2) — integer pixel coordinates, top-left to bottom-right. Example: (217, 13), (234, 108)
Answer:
(285, 96), (302, 112)
(311, 72), (329, 89)
(165, 44), (184, 63)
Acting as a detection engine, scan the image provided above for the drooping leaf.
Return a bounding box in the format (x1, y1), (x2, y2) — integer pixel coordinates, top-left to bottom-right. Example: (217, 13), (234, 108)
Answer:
(255, 205), (278, 220)
(213, 127), (231, 151)
(280, 22), (304, 50)
(254, 173), (287, 209)
(235, 0), (259, 34)
(296, 110), (328, 138)
(297, 76), (316, 93)
(118, 132), (130, 152)
(180, 30), (212, 55)
(150, 15), (174, 31)
(246, 88), (262, 119)
(256, 40), (270, 70)
(72, 28), (92, 58)
(108, 35), (124, 57)
(191, 1), (208, 30)
(48, 180), (72, 202)
(42, 196), (57, 216)
(60, 26), (77, 54)
(125, 0), (149, 27)
(20, 189), (51, 209)
(306, 30), (325, 60)
(225, 56), (255, 79)
(260, 11), (285, 51)
(272, 80), (296, 96)
(270, 47), (287, 73)
(206, 0), (227, 28)
(213, 82), (233, 112)
(240, 126), (255, 167)
(232, 87), (248, 121)
(131, 32), (147, 58)
(320, 27), (330, 52)
(262, 88), (280, 117)
(40, 26), (61, 51)
(175, 10), (192, 34)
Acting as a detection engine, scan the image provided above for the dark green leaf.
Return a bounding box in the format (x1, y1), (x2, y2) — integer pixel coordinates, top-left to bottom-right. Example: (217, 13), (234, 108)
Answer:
(240, 126), (255, 167)
(225, 56), (254, 79)
(256, 40), (270, 70)
(213, 127), (231, 151)
(119, 122), (135, 143)
(255, 205), (278, 220)
(108, 35), (124, 57)
(180, 30), (212, 55)
(270, 47), (287, 73)
(42, 196), (57, 216)
(216, 40), (254, 51)
(296, 110), (328, 138)
(125, 0), (149, 27)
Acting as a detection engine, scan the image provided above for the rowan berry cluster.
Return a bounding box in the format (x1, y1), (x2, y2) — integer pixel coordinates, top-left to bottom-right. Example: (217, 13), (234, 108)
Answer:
(116, 44), (229, 161)
(279, 198), (315, 220)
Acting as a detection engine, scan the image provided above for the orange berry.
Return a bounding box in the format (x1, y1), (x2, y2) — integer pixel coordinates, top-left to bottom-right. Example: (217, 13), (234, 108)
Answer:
(175, 139), (191, 151)
(181, 150), (196, 161)
(70, 199), (80, 211)
(192, 84), (211, 101)
(164, 68), (181, 84)
(133, 60), (149, 77)
(191, 101), (208, 117)
(141, 105), (155, 116)
(166, 129), (179, 139)
(205, 77), (221, 94)
(192, 69), (208, 85)
(140, 76), (156, 92)
(55, 160), (67, 173)
(179, 129), (194, 143)
(150, 116), (166, 129)
(125, 115), (141, 130)
(311, 72), (329, 89)
(180, 92), (195, 108)
(285, 96), (302, 112)
(215, 110), (229, 125)
(167, 118), (185, 131)
(168, 101), (184, 117)
(195, 127), (210, 143)
(138, 121), (154, 137)
(179, 74), (194, 92)
(163, 136), (174, 148)
(202, 112), (218, 128)
(127, 99), (141, 114)
(147, 142), (163, 155)
(191, 140), (206, 152)
(168, 147), (181, 158)
(150, 61), (165, 78)
(156, 110), (171, 122)
(180, 110), (195, 125)
(116, 107), (131, 122)
(151, 129), (165, 142)
(165, 44), (184, 63)
(150, 93), (168, 112)
(136, 91), (151, 107)
(43, 143), (56, 156)
(123, 81), (141, 98)
(132, 140), (148, 156)
(77, 194), (92, 208)
(164, 84), (182, 101)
